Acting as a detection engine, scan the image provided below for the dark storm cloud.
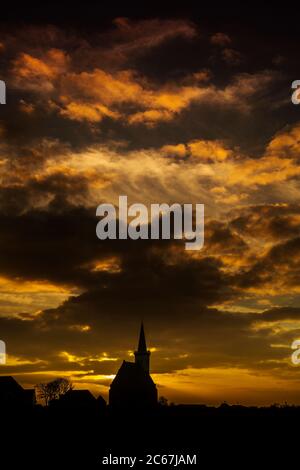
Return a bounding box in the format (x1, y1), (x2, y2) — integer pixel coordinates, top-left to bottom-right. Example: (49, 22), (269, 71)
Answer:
(234, 235), (300, 291)
(206, 220), (247, 253)
(230, 204), (300, 241)
(0, 203), (233, 299)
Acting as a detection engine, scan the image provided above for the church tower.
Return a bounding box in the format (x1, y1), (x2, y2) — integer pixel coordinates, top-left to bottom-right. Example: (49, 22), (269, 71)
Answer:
(134, 322), (150, 374)
(109, 321), (158, 407)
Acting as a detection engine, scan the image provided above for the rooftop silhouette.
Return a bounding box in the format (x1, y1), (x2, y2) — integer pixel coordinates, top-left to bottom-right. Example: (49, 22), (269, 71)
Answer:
(0, 376), (36, 408)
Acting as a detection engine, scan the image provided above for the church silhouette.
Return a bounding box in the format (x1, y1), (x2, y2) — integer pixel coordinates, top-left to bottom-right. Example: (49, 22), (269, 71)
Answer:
(109, 323), (158, 408)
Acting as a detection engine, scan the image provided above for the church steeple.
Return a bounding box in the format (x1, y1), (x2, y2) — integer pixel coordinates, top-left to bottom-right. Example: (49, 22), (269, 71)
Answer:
(134, 322), (150, 374)
(137, 322), (147, 352)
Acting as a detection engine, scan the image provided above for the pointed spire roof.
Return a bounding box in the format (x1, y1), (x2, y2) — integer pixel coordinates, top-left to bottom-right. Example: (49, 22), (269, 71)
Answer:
(137, 322), (147, 352)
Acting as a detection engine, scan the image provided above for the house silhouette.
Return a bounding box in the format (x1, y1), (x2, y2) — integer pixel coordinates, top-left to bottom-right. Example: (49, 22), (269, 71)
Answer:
(0, 376), (36, 408)
(109, 323), (158, 408)
(55, 389), (106, 411)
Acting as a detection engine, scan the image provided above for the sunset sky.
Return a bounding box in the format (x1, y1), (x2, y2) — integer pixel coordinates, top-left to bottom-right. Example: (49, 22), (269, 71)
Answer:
(1, 3), (300, 405)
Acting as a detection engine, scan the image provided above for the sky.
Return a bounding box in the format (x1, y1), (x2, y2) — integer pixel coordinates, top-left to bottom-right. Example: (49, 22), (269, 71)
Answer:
(1, 2), (300, 405)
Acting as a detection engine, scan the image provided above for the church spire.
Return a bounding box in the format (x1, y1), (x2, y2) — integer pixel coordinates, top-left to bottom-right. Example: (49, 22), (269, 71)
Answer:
(134, 322), (150, 374)
(137, 322), (147, 352)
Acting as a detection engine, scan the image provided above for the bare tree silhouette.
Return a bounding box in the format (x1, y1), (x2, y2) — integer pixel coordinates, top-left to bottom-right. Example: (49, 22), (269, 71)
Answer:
(35, 378), (73, 406)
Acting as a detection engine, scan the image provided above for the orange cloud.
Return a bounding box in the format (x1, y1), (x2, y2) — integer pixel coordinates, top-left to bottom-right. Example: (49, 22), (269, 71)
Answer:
(12, 48), (69, 92)
(160, 144), (188, 158)
(266, 123), (300, 159)
(60, 102), (120, 122)
(0, 276), (78, 318)
(188, 140), (232, 161)
(10, 36), (277, 126)
(59, 69), (207, 125)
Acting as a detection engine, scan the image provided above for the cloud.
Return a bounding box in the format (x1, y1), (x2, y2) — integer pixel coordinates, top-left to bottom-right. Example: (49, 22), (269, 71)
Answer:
(7, 28), (279, 127)
(188, 139), (232, 161)
(210, 32), (231, 46)
(266, 123), (300, 159)
(106, 17), (197, 64)
(12, 49), (70, 93)
(222, 48), (243, 66)
(230, 204), (300, 241)
(0, 275), (75, 317)
(2, 122), (300, 222)
(58, 69), (210, 125)
(160, 144), (188, 158)
(60, 102), (120, 123)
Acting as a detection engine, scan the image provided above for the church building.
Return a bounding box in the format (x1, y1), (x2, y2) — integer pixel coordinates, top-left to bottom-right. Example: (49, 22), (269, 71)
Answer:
(109, 323), (158, 408)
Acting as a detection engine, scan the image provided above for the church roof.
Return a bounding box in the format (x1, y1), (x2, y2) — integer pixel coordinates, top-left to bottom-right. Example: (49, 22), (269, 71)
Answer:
(111, 361), (155, 389)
